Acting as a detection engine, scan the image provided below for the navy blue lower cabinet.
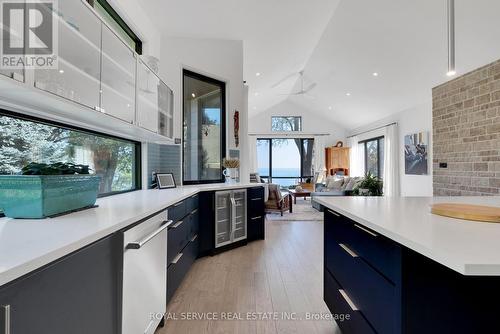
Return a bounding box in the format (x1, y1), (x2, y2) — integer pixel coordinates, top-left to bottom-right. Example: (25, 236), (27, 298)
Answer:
(324, 209), (500, 334)
(0, 235), (120, 334)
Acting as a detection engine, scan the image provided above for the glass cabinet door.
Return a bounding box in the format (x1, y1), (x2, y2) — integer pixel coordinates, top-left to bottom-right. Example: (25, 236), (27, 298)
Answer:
(158, 81), (173, 138)
(215, 191), (232, 248)
(34, 0), (101, 109)
(100, 24), (136, 123)
(137, 60), (159, 132)
(233, 190), (247, 241)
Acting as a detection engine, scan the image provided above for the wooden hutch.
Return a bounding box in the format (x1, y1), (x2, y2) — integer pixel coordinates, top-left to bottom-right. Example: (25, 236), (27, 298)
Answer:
(325, 146), (350, 176)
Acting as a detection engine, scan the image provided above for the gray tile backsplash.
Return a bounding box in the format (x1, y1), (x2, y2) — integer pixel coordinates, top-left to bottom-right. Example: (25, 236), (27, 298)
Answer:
(147, 143), (181, 188)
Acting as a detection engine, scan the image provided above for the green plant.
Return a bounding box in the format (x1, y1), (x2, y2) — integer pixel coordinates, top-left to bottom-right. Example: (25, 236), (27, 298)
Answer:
(21, 162), (91, 175)
(352, 172), (383, 196)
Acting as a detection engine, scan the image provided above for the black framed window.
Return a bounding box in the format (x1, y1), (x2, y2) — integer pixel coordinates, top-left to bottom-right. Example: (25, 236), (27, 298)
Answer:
(359, 136), (385, 178)
(183, 70), (226, 185)
(0, 111), (141, 196)
(271, 116), (302, 132)
(87, 0), (142, 54)
(257, 138), (314, 189)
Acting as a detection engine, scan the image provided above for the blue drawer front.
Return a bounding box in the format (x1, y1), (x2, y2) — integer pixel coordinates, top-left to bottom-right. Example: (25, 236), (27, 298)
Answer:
(186, 194), (199, 213)
(167, 237), (198, 303)
(168, 201), (186, 223)
(167, 216), (190, 265)
(324, 270), (376, 334)
(325, 208), (401, 283)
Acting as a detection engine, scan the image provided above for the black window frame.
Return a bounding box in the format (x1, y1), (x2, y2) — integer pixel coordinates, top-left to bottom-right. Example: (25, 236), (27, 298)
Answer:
(359, 136), (384, 178)
(257, 138), (314, 185)
(271, 116), (302, 132)
(0, 109), (142, 198)
(182, 69), (227, 185)
(87, 0), (143, 54)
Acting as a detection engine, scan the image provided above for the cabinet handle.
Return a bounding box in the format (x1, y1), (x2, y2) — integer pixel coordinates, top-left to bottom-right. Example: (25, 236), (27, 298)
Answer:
(172, 253), (183, 264)
(191, 235), (198, 242)
(354, 224), (378, 237)
(251, 216), (262, 220)
(339, 289), (359, 311)
(1, 305), (10, 334)
(172, 220), (183, 228)
(174, 202), (183, 207)
(251, 198), (262, 201)
(327, 209), (340, 217)
(339, 243), (358, 258)
(126, 221), (172, 249)
(191, 209), (198, 214)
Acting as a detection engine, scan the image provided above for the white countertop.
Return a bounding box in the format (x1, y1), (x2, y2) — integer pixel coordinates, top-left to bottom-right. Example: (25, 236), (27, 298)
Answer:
(0, 183), (263, 287)
(315, 196), (500, 276)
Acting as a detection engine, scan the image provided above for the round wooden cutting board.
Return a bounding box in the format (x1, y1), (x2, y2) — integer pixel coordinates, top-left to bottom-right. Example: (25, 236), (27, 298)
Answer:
(430, 203), (500, 223)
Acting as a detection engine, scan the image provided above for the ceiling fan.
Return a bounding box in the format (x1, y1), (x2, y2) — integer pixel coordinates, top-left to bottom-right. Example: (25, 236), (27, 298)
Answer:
(274, 70), (317, 99)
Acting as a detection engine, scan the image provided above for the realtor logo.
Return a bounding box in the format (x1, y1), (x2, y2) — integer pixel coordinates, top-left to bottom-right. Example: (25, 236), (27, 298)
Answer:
(0, 0), (58, 69)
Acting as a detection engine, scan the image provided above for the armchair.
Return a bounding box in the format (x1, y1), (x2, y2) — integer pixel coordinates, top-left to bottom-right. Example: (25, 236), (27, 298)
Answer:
(265, 184), (292, 216)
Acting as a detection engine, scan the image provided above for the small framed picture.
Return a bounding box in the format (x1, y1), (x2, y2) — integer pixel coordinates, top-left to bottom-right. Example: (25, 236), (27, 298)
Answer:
(156, 173), (176, 189)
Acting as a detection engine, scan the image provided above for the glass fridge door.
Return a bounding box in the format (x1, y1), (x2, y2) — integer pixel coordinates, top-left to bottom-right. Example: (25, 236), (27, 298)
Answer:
(215, 191), (232, 248)
(232, 190), (247, 242)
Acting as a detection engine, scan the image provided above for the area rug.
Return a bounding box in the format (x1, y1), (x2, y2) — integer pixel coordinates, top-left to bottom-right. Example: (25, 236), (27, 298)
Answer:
(266, 198), (323, 221)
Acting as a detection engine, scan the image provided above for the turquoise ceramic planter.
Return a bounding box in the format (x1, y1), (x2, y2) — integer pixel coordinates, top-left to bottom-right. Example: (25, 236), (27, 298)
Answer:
(0, 175), (101, 219)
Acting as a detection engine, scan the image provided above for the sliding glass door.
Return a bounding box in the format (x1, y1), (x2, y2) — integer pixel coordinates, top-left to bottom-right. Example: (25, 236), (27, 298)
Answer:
(257, 138), (314, 189)
(183, 70), (226, 184)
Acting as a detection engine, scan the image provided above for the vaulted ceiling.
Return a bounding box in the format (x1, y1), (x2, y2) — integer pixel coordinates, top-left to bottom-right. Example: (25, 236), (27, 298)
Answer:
(143, 0), (500, 130)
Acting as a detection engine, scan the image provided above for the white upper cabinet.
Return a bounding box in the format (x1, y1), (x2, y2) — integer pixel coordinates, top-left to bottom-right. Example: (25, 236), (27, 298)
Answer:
(34, 0), (101, 109)
(158, 82), (174, 138)
(100, 24), (136, 123)
(136, 60), (159, 133)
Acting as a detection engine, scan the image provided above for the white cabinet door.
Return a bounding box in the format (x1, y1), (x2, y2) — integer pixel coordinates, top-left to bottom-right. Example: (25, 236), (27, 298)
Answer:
(100, 24), (136, 123)
(137, 60), (159, 132)
(34, 0), (101, 109)
(158, 81), (174, 138)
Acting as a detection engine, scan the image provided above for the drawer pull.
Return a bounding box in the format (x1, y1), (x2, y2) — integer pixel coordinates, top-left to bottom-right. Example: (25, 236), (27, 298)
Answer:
(339, 243), (358, 258)
(191, 209), (198, 214)
(174, 202), (183, 207)
(172, 220), (183, 228)
(1, 305), (10, 334)
(126, 222), (171, 250)
(251, 216), (262, 220)
(171, 253), (183, 264)
(190, 195), (198, 199)
(251, 198), (262, 201)
(354, 224), (378, 237)
(191, 234), (198, 242)
(339, 289), (359, 311)
(327, 209), (340, 217)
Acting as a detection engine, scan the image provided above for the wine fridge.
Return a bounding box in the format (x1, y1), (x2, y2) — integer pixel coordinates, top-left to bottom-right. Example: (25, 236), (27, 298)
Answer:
(215, 190), (247, 248)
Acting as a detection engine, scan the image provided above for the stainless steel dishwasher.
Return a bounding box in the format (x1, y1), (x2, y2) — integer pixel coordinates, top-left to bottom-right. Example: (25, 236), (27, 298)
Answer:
(122, 211), (172, 334)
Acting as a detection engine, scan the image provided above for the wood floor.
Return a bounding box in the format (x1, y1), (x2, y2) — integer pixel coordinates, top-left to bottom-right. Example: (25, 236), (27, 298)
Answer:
(157, 217), (340, 334)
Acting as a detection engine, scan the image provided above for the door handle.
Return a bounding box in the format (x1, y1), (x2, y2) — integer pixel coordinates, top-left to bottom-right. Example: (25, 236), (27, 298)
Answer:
(251, 216), (262, 220)
(354, 224), (378, 237)
(171, 252), (183, 264)
(339, 243), (358, 258)
(126, 220), (172, 249)
(327, 209), (340, 217)
(339, 290), (359, 311)
(172, 220), (183, 228)
(1, 305), (10, 334)
(251, 198), (262, 201)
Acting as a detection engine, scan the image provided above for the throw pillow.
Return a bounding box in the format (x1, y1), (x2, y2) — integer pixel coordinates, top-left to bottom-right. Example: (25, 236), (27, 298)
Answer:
(344, 177), (360, 191)
(327, 178), (343, 191)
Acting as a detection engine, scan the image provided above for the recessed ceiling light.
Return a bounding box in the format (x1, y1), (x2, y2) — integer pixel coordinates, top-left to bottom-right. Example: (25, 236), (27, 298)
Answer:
(254, 92), (260, 96)
(372, 72), (379, 77)
(253, 106), (257, 110)
(191, 93), (196, 98)
(446, 70), (456, 77)
(256, 72), (261, 77)
(328, 106), (332, 110)
(346, 93), (351, 96)
(59, 69), (64, 74)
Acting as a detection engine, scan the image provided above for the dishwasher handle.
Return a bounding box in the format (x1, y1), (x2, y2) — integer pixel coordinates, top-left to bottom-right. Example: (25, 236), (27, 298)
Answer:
(127, 220), (172, 250)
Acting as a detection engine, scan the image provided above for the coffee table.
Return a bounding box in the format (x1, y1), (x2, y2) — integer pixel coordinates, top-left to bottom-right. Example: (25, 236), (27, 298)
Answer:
(288, 189), (311, 204)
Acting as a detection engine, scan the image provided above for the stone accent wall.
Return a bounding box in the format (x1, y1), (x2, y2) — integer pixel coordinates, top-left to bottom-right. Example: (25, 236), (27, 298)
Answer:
(433, 59), (500, 195)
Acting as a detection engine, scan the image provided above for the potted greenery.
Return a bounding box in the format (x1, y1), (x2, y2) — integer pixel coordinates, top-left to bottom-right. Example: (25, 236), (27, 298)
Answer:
(0, 162), (101, 218)
(352, 173), (383, 196)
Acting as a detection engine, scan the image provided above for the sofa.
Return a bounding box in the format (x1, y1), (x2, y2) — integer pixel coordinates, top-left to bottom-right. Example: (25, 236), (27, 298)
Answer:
(311, 176), (362, 211)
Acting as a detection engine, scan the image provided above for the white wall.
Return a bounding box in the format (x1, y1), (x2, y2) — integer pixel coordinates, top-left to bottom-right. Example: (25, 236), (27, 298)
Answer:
(159, 36), (246, 180)
(349, 101), (433, 197)
(248, 100), (347, 145)
(108, 0), (161, 58)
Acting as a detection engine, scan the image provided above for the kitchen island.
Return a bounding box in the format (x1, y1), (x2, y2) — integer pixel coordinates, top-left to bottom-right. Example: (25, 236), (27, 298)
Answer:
(316, 196), (500, 334)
